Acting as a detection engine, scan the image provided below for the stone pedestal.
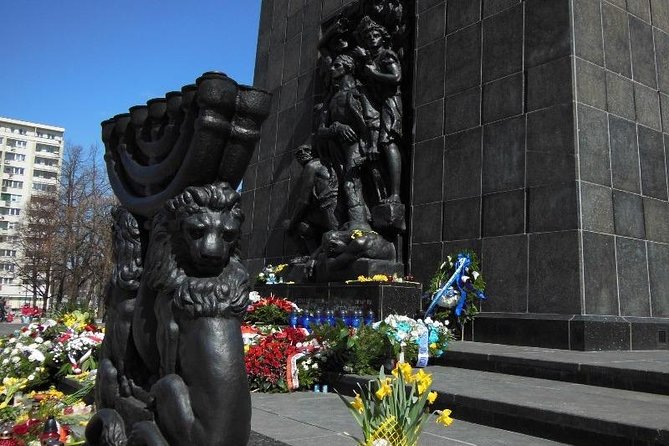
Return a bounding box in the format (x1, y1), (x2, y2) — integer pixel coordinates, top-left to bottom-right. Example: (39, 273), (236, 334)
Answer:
(254, 282), (422, 320)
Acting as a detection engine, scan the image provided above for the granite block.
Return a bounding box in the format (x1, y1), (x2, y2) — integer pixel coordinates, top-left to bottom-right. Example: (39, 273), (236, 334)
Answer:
(297, 72), (314, 102)
(415, 99), (444, 142)
(613, 190), (646, 238)
(443, 197), (481, 240)
(243, 163), (259, 192)
(279, 78), (298, 111)
(285, 9), (303, 41)
(276, 106), (297, 154)
(254, 51), (269, 89)
(271, 0), (289, 37)
(415, 39), (446, 106)
(256, 159), (274, 187)
(527, 182), (579, 232)
(525, 0), (571, 67)
(573, 0), (604, 65)
(249, 229), (268, 259)
(528, 231), (582, 314)
(418, 0), (442, 13)
(616, 237), (651, 316)
(483, 0), (521, 17)
(265, 229), (285, 258)
(443, 128), (483, 200)
(447, 0), (481, 33)
(661, 93), (669, 133)
(482, 116), (525, 193)
(282, 33), (301, 82)
(631, 319), (669, 350)
(644, 198), (669, 243)
(581, 182), (614, 233)
(569, 316), (631, 350)
(442, 239), (482, 260)
(481, 234), (528, 312)
(288, 0), (303, 15)
(482, 189), (525, 236)
(300, 27), (319, 76)
(651, 0), (669, 33)
(412, 202), (443, 243)
(575, 59), (607, 110)
(527, 56), (573, 111)
(648, 242), (669, 316)
(268, 180), (290, 229)
(303, 0), (321, 28)
(446, 23), (482, 95)
(471, 314), (571, 349)
(583, 232), (619, 315)
(655, 29), (669, 94)
(526, 151), (577, 186)
(526, 103), (575, 154)
(482, 73), (524, 123)
(322, 0), (341, 19)
(606, 71), (636, 120)
(635, 83), (661, 133)
(267, 45), (285, 90)
(638, 126), (668, 200)
(417, 3), (446, 48)
(629, 16), (657, 88)
(252, 185), (271, 232)
(444, 87), (481, 133)
(609, 115), (641, 192)
(577, 105), (611, 186)
(602, 3), (632, 77)
(413, 137), (445, 205)
(627, 0), (651, 21)
(607, 0), (626, 7)
(410, 242), (443, 284)
(482, 5), (523, 82)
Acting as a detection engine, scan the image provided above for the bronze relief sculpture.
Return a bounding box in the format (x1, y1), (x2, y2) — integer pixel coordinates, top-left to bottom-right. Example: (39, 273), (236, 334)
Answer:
(287, 0), (409, 281)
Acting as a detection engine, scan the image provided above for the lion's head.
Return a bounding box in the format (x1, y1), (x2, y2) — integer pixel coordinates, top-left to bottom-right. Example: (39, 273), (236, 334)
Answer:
(146, 182), (249, 318)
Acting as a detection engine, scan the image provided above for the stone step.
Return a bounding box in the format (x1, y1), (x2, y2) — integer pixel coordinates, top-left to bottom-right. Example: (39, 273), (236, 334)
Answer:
(334, 366), (669, 445)
(437, 341), (669, 395)
(251, 392), (569, 446)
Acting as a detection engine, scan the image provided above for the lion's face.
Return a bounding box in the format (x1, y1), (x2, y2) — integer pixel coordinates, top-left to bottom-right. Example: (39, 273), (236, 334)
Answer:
(178, 209), (241, 277)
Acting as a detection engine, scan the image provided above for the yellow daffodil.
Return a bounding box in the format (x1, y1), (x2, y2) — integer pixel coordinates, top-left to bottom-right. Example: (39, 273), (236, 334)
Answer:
(275, 263), (287, 273)
(427, 391), (438, 404)
(415, 369), (432, 395)
(375, 378), (392, 400)
(436, 409), (454, 426)
(371, 274), (389, 282)
(392, 362), (413, 382)
(351, 392), (364, 413)
(351, 229), (364, 239)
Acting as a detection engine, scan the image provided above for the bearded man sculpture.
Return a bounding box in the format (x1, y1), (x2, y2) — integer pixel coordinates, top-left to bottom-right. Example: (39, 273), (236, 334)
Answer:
(86, 73), (270, 446)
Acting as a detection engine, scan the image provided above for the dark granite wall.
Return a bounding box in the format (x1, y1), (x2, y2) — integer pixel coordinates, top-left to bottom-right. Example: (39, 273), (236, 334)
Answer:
(249, 0), (669, 347)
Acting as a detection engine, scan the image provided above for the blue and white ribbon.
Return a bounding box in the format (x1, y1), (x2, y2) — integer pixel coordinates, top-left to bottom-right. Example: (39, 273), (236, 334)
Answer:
(425, 253), (486, 318)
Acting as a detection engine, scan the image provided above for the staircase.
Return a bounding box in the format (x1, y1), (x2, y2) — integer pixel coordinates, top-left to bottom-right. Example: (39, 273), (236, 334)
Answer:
(333, 341), (669, 446)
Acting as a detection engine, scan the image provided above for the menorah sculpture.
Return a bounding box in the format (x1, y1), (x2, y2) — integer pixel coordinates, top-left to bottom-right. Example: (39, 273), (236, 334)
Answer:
(85, 72), (270, 446)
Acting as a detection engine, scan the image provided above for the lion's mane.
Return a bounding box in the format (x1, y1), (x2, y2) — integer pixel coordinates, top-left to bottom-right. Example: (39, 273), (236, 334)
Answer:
(110, 206), (143, 291)
(145, 182), (249, 319)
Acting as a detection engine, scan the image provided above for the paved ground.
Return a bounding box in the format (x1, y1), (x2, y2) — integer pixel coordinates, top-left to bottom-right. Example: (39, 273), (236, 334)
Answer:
(251, 392), (567, 445)
(0, 322), (24, 337)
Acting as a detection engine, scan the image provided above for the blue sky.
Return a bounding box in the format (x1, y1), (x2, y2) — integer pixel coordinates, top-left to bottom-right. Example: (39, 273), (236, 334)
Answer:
(1, 1), (261, 149)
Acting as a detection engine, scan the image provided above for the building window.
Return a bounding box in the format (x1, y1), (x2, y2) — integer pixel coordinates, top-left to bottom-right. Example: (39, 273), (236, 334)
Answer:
(6, 139), (27, 149)
(3, 167), (24, 175)
(0, 249), (17, 257)
(5, 153), (26, 162)
(33, 169), (57, 180)
(36, 144), (60, 155)
(32, 183), (56, 193)
(0, 194), (21, 203)
(34, 157), (58, 167)
(2, 180), (23, 189)
(0, 263), (14, 272)
(0, 277), (13, 284)
(0, 208), (20, 216)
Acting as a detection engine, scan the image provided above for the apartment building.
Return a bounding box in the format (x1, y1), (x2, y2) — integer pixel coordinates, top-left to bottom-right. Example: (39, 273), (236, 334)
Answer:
(0, 116), (64, 310)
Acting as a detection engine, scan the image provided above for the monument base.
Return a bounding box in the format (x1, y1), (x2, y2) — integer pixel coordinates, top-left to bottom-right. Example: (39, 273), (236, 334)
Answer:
(467, 313), (669, 351)
(254, 282), (422, 319)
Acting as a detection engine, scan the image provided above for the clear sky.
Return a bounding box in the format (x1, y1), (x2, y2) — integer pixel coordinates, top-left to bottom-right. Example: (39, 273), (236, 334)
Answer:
(1, 1), (262, 150)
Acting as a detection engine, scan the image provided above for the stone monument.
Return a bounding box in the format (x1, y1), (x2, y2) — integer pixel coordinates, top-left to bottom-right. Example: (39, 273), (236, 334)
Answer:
(85, 72), (270, 445)
(247, 0), (668, 350)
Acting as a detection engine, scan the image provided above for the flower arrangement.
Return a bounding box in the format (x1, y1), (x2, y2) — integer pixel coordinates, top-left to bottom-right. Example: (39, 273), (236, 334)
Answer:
(345, 274), (419, 284)
(256, 264), (288, 284)
(244, 327), (321, 392)
(20, 305), (41, 319)
(426, 250), (487, 335)
(340, 362), (452, 446)
(245, 293), (299, 325)
(0, 323), (54, 390)
(373, 315), (453, 365)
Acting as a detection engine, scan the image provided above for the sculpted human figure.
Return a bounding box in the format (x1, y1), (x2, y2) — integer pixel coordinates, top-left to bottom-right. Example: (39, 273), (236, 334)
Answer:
(353, 16), (403, 204)
(317, 53), (380, 227)
(285, 145), (339, 254)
